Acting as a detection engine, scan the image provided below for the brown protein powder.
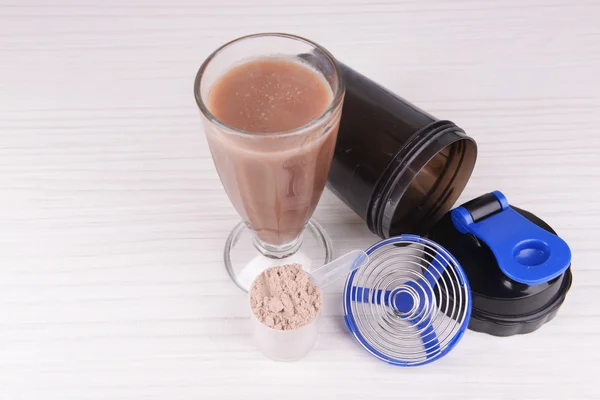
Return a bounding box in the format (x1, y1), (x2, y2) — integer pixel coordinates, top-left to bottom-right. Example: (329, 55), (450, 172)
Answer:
(250, 263), (323, 331)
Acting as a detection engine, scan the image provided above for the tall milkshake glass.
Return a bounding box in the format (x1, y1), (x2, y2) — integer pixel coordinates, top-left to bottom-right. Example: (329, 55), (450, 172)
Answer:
(194, 33), (345, 291)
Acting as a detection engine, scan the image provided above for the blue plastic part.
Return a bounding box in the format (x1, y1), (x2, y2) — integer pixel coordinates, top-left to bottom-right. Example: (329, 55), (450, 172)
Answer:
(343, 235), (472, 367)
(412, 316), (440, 357)
(350, 281), (431, 313)
(451, 191), (572, 285)
(350, 242), (449, 311)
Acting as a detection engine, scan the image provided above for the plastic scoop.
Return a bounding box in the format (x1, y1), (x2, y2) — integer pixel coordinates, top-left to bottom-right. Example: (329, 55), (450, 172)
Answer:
(250, 250), (369, 361)
(309, 249), (369, 288)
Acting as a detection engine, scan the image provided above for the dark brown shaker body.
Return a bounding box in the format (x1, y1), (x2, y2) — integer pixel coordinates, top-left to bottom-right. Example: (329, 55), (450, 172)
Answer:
(327, 64), (478, 237)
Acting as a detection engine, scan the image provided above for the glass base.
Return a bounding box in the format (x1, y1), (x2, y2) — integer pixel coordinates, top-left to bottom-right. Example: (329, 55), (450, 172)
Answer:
(224, 220), (333, 292)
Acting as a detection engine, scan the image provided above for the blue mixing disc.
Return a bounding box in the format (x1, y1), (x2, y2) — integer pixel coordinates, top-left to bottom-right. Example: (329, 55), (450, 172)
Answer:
(343, 235), (472, 366)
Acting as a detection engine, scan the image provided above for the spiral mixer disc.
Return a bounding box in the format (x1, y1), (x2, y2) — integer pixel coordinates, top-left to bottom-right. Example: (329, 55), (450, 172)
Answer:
(343, 235), (471, 366)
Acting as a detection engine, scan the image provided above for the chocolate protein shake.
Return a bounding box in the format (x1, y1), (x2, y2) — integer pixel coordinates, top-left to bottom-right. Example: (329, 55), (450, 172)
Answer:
(204, 57), (341, 246)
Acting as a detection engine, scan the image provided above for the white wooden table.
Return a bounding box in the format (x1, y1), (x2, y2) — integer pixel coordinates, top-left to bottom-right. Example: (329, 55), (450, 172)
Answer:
(1, 1), (598, 399)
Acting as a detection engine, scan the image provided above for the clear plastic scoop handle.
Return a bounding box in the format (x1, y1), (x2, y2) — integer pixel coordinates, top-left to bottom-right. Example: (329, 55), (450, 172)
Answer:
(310, 250), (369, 288)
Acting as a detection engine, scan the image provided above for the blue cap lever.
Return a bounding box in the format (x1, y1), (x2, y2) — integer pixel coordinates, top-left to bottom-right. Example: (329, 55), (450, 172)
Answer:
(451, 191), (571, 285)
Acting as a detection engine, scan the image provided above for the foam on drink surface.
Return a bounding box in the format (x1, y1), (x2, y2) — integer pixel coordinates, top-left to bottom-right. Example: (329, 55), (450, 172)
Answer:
(208, 57), (332, 133)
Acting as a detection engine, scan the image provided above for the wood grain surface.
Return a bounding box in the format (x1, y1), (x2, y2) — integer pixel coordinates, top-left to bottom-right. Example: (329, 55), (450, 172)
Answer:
(1, 1), (599, 399)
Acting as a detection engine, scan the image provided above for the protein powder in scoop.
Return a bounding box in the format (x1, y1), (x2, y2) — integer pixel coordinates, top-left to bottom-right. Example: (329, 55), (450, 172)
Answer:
(250, 263), (323, 330)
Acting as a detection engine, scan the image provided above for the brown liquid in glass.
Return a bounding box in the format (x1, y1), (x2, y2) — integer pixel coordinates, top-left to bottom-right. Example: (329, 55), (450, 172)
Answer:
(204, 58), (338, 246)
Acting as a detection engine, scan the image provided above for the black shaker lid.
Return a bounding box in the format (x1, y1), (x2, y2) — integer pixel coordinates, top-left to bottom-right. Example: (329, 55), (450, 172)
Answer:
(428, 191), (573, 336)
